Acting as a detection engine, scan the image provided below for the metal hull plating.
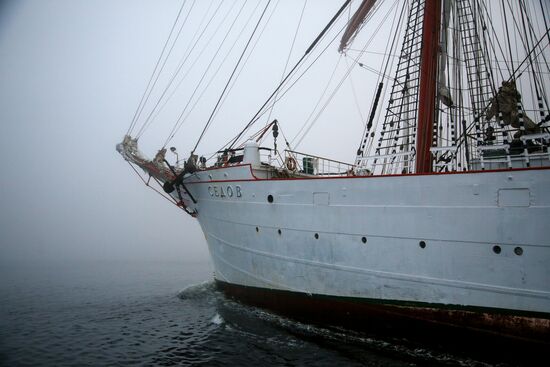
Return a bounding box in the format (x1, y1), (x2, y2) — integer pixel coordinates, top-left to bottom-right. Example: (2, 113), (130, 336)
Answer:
(181, 165), (550, 337)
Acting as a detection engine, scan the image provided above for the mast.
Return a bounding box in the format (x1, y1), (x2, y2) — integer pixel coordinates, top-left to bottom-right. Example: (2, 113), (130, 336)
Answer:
(415, 0), (442, 173)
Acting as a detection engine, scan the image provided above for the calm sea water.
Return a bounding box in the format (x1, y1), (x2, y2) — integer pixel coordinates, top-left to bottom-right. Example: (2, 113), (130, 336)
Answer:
(0, 259), (538, 366)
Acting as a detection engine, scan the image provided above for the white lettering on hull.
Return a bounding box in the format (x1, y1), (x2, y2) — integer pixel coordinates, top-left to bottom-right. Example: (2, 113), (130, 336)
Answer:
(208, 185), (242, 198)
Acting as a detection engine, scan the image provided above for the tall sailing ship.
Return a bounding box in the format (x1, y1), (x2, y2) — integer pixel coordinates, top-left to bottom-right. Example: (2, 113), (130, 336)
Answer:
(118, 0), (550, 342)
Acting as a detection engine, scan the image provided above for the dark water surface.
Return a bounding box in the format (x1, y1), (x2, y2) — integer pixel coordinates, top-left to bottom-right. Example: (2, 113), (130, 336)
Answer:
(0, 260), (536, 366)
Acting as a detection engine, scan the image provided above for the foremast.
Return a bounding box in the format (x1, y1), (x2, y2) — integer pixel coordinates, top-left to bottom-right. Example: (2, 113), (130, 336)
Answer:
(416, 0), (441, 173)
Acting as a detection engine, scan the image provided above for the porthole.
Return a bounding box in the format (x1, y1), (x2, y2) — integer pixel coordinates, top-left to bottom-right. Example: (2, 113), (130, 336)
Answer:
(278, 229), (282, 235)
(361, 237), (367, 244)
(255, 227), (259, 233)
(267, 195), (274, 203)
(314, 233), (319, 239)
(419, 241), (426, 249)
(514, 247), (523, 256)
(492, 245), (501, 254)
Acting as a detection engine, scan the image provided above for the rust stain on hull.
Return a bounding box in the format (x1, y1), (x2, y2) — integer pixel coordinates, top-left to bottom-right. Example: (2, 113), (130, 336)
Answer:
(216, 280), (550, 346)
(383, 305), (550, 342)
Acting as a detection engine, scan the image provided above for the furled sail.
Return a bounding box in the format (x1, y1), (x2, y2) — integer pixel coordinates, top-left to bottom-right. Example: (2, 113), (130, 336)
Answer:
(116, 135), (175, 182)
(438, 0), (453, 107)
(338, 0), (378, 53)
(486, 81), (540, 137)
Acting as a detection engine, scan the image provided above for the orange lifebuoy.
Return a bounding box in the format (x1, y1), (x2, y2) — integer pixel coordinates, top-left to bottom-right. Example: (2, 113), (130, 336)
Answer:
(286, 157), (297, 171)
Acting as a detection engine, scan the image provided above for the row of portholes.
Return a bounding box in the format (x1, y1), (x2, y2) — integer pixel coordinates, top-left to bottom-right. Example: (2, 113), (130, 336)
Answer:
(418, 240), (524, 256)
(255, 226), (368, 244)
(266, 195), (524, 256)
(493, 245), (524, 256)
(254, 228), (524, 256)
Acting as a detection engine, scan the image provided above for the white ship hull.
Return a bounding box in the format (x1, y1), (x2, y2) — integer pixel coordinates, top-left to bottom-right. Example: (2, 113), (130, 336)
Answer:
(178, 164), (550, 339)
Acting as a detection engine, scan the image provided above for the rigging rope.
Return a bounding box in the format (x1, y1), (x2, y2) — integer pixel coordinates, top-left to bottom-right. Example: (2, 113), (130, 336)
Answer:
(294, 47), (368, 149)
(236, 0), (307, 151)
(346, 58), (366, 123)
(148, 1), (262, 140)
(356, 0), (403, 157)
(191, 0), (274, 155)
(479, 0), (511, 79)
(501, 1), (516, 78)
(126, 162), (180, 207)
(127, 0), (189, 136)
(224, 0), (352, 151)
(293, 0), (399, 149)
(518, 0), (541, 109)
(208, 0), (283, 128)
(520, 0), (550, 114)
(264, 0), (308, 126)
(133, 1), (197, 135)
(165, 1), (277, 148)
(290, 56), (343, 147)
(215, 17), (353, 157)
(162, 0), (246, 147)
(508, 28), (550, 84)
(135, 1), (224, 139)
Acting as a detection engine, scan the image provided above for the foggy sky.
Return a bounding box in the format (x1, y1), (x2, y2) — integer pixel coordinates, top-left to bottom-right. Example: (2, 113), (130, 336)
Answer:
(0, 0), (211, 262)
(0, 0), (379, 263)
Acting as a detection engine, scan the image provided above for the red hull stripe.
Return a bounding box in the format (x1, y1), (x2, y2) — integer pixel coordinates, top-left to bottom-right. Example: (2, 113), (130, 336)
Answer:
(184, 164), (550, 185)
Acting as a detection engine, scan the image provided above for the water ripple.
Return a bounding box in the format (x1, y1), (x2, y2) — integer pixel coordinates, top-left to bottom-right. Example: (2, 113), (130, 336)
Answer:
(1, 261), (537, 366)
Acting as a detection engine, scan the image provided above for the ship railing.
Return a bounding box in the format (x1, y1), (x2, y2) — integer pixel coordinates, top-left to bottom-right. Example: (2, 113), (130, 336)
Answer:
(283, 150), (355, 176)
(259, 148), (285, 167)
(477, 144), (512, 170)
(476, 133), (550, 169)
(356, 151), (414, 175)
(519, 133), (550, 167)
(430, 146), (458, 172)
(205, 147), (280, 168)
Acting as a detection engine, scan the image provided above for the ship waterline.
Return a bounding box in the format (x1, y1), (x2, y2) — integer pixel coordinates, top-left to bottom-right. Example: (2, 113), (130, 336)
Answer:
(215, 280), (550, 344)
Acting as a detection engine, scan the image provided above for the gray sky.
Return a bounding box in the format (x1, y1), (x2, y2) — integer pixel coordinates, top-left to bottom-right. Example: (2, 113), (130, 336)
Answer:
(0, 0), (379, 263)
(0, 0), (209, 262)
